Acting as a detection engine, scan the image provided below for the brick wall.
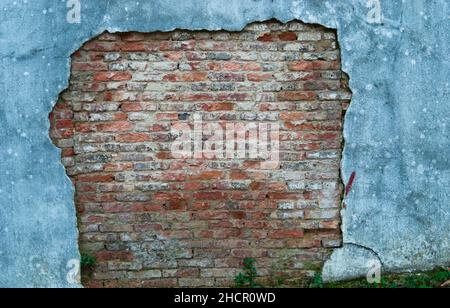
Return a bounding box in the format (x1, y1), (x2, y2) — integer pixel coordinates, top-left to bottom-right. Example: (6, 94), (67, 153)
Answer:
(49, 20), (351, 288)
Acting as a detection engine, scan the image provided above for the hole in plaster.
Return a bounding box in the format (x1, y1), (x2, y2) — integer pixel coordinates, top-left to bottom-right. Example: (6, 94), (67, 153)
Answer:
(49, 19), (352, 288)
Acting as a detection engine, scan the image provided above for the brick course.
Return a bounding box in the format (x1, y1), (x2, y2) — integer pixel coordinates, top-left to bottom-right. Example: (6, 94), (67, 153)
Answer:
(50, 20), (351, 288)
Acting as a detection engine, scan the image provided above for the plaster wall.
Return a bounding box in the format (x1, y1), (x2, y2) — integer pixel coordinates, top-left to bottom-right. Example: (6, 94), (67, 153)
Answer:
(0, 0), (449, 287)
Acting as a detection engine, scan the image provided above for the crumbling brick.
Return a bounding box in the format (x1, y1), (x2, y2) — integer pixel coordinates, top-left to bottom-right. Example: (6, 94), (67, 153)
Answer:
(50, 20), (351, 288)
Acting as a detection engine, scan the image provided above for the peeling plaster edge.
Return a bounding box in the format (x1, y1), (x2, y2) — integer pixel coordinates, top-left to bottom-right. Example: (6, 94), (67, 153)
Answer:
(43, 48), (84, 290)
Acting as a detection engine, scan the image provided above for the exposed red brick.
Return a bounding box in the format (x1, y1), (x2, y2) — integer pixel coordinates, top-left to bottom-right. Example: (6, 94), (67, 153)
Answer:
(49, 20), (350, 288)
(55, 119), (73, 129)
(277, 91), (317, 101)
(278, 32), (298, 41)
(78, 174), (114, 183)
(95, 250), (134, 262)
(201, 103), (234, 111)
(269, 230), (305, 239)
(289, 61), (340, 71)
(103, 163), (133, 172)
(93, 72), (132, 81)
(120, 32), (146, 42)
(155, 113), (178, 121)
(257, 33), (274, 42)
(191, 171), (224, 180)
(280, 112), (306, 121)
(72, 62), (108, 71)
(115, 133), (151, 143)
(121, 103), (142, 112)
(96, 121), (134, 132)
(247, 73), (273, 82)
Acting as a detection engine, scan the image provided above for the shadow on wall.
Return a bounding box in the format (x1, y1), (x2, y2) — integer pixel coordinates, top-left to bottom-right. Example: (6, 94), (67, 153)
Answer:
(49, 19), (351, 288)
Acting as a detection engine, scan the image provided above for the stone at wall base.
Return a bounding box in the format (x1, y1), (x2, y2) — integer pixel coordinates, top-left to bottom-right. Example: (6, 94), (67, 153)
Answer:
(322, 244), (382, 283)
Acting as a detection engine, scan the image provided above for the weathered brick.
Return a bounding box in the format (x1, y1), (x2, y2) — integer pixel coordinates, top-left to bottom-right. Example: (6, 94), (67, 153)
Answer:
(278, 32), (298, 41)
(277, 91), (317, 101)
(115, 133), (151, 143)
(208, 72), (245, 82)
(247, 73), (273, 82)
(269, 230), (305, 239)
(50, 20), (350, 288)
(78, 174), (114, 183)
(96, 121), (134, 132)
(93, 72), (133, 81)
(127, 270), (162, 279)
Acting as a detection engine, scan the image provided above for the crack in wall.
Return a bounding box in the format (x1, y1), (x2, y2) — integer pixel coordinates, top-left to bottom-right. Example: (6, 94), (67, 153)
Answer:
(345, 242), (383, 265)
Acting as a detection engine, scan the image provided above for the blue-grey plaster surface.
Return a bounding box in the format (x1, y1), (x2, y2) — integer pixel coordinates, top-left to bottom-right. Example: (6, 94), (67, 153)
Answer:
(0, 0), (448, 287)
